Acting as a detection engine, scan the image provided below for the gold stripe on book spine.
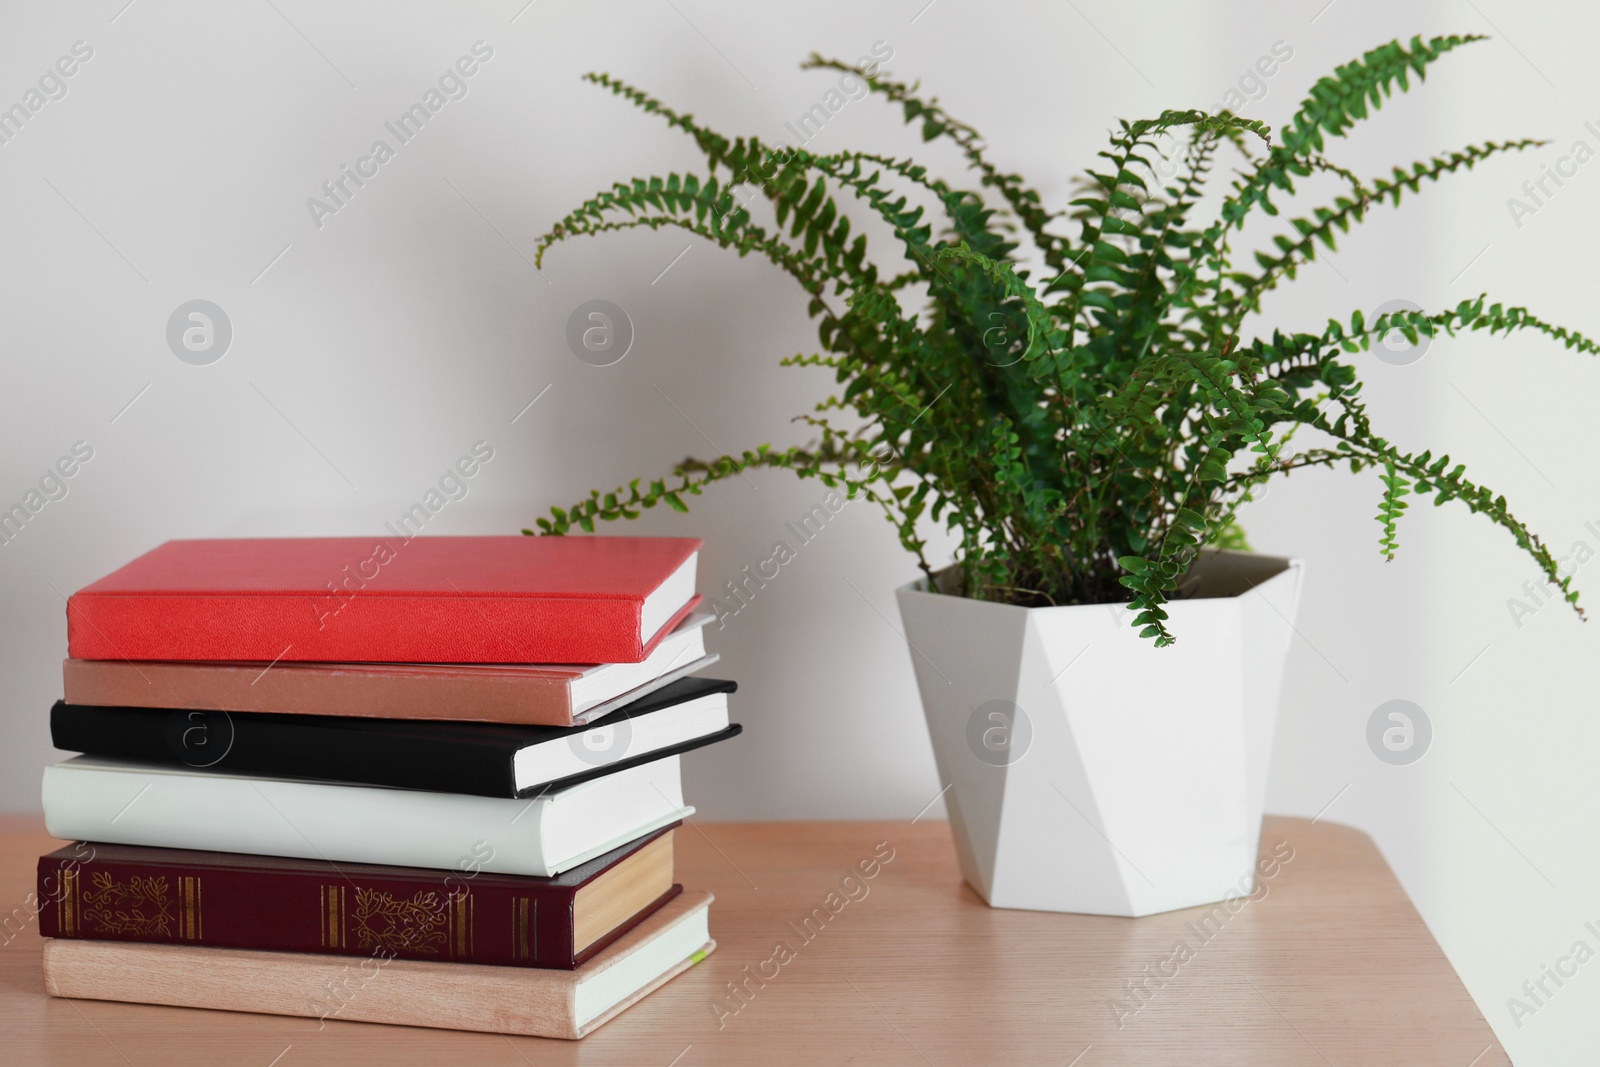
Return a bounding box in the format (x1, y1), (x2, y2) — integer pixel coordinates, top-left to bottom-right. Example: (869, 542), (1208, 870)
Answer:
(513, 897), (526, 960)
(451, 892), (468, 959)
(323, 885), (345, 948)
(59, 866), (76, 936)
(514, 897), (534, 961)
(178, 876), (204, 941)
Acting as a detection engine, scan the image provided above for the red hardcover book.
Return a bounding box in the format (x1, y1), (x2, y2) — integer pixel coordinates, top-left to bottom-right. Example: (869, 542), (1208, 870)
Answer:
(66, 536), (701, 664)
(37, 827), (681, 970)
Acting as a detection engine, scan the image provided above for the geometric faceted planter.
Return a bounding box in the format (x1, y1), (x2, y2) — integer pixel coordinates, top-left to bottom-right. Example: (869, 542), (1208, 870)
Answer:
(896, 549), (1304, 917)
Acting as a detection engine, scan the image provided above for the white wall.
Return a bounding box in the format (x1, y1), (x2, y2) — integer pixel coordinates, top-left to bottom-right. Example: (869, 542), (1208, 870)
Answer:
(2, 0), (1595, 1059)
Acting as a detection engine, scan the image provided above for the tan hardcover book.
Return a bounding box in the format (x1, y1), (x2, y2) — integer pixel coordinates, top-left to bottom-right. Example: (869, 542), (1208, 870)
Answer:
(42, 890), (713, 1039)
(63, 613), (714, 727)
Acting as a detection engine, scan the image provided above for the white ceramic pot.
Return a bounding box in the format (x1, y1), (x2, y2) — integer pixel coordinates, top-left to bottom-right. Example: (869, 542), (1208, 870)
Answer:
(895, 549), (1304, 916)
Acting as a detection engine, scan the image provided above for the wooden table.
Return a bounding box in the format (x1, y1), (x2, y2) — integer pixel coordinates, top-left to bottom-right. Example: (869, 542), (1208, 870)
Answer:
(0, 815), (1506, 1065)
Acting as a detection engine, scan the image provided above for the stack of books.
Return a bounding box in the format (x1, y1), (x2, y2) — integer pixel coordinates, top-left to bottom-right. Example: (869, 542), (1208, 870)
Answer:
(36, 535), (736, 1038)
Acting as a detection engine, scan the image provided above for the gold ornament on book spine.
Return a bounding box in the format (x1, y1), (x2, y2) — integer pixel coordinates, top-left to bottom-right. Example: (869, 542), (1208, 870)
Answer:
(81, 872), (173, 938)
(351, 886), (448, 955)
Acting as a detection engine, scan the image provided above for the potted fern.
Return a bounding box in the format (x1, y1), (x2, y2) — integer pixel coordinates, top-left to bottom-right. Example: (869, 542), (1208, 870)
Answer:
(530, 35), (1595, 915)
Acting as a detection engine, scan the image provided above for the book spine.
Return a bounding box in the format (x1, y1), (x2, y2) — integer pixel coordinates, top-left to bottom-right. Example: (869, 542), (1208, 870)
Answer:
(42, 939), (584, 1038)
(36, 853), (584, 968)
(61, 659), (578, 727)
(66, 593), (652, 663)
(50, 701), (520, 798)
(40, 761), (564, 877)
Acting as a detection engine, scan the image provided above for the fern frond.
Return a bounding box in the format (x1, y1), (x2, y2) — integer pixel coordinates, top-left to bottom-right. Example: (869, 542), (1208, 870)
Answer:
(1377, 461), (1410, 559)
(802, 55), (1070, 270)
(1196, 35), (1486, 319)
(1240, 139), (1544, 308)
(1280, 35), (1484, 158)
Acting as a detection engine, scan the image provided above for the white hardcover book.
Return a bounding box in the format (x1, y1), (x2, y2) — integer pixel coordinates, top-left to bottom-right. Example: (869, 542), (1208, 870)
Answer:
(41, 754), (691, 877)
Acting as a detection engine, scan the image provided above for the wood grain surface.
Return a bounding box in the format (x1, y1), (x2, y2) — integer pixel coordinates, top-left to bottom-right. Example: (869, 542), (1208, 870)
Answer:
(0, 814), (1508, 1065)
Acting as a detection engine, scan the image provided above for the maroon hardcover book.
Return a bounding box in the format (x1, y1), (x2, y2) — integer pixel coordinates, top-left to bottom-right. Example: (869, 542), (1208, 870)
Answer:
(37, 826), (680, 970)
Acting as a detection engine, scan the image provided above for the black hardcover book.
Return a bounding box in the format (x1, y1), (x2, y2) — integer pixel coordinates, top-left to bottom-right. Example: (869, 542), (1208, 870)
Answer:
(52, 676), (740, 799)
